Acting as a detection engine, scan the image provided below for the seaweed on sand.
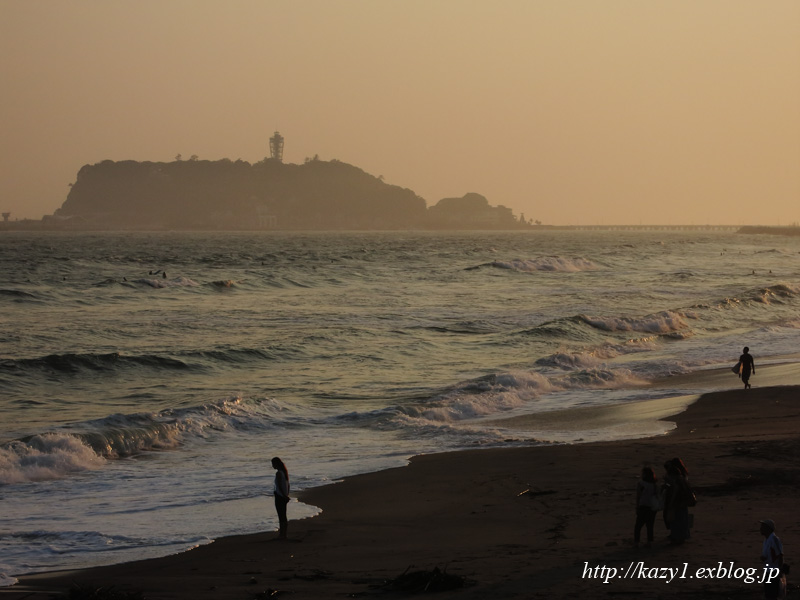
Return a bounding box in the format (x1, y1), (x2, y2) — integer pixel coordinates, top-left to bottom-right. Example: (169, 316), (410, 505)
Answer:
(382, 565), (470, 593)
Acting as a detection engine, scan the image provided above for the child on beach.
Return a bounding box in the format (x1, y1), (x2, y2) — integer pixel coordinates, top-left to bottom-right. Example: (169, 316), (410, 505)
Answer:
(634, 467), (659, 547)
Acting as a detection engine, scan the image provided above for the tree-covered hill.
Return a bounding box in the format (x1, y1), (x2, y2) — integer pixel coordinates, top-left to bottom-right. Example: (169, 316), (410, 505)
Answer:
(48, 157), (528, 230)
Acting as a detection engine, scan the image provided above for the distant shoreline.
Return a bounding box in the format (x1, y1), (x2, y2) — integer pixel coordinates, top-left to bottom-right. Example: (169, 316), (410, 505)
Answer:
(736, 225), (800, 236)
(0, 222), (783, 233)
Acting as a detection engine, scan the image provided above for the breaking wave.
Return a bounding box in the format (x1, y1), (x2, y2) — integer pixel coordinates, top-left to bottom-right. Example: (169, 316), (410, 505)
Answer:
(519, 312), (691, 342)
(697, 283), (800, 312)
(348, 366), (649, 432)
(0, 397), (282, 485)
(475, 256), (600, 273)
(0, 433), (106, 485)
(134, 276), (199, 288)
(746, 283), (800, 305)
(579, 310), (690, 334)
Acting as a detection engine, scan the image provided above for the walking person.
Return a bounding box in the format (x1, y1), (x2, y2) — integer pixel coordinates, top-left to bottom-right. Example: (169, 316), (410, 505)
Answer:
(634, 467), (659, 547)
(271, 457), (290, 539)
(739, 347), (755, 389)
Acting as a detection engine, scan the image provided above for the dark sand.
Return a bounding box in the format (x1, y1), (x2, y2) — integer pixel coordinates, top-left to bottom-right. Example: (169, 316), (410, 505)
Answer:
(5, 381), (800, 599)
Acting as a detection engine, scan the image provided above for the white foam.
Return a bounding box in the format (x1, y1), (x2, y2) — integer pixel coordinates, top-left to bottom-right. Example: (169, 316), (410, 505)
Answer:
(135, 276), (199, 288)
(0, 434), (105, 484)
(394, 367), (649, 427)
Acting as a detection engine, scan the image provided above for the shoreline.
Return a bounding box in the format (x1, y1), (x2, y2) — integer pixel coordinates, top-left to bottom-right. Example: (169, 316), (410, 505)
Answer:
(7, 379), (800, 599)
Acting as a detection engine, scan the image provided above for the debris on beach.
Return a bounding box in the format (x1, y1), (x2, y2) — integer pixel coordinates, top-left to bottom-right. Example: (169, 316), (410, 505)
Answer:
(517, 488), (556, 498)
(253, 589), (289, 598)
(382, 565), (469, 593)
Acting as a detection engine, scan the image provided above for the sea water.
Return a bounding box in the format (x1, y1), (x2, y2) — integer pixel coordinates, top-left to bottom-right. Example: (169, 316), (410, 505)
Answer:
(1, 230), (799, 581)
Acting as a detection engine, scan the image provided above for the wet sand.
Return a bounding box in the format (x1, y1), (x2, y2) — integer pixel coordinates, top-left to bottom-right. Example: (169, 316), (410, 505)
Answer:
(6, 370), (800, 599)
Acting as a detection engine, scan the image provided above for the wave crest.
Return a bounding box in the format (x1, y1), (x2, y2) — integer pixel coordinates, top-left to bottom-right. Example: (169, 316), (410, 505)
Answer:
(0, 397), (282, 484)
(487, 256), (600, 273)
(579, 310), (689, 334)
(0, 433), (106, 485)
(1, 352), (194, 374)
(707, 284), (800, 311)
(382, 367), (646, 428)
(135, 276), (199, 288)
(748, 284), (800, 305)
(0, 288), (39, 301)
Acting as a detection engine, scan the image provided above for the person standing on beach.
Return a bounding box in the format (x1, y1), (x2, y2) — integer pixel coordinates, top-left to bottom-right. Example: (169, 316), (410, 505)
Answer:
(662, 458), (691, 544)
(739, 347), (755, 389)
(634, 467), (659, 547)
(759, 519), (785, 600)
(271, 457), (290, 540)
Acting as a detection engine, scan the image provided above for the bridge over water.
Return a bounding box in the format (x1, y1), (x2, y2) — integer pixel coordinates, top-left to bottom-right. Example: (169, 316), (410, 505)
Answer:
(554, 224), (740, 232)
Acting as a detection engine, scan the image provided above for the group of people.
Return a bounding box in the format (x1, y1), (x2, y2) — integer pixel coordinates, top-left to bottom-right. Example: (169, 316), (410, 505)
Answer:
(271, 348), (779, 594)
(634, 457), (693, 547)
(635, 460), (787, 599)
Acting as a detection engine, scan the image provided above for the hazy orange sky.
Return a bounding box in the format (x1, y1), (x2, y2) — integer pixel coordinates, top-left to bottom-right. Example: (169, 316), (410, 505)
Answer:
(2, 1), (798, 225)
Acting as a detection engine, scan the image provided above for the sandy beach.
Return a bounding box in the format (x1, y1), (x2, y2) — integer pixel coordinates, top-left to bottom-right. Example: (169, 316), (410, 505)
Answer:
(6, 369), (800, 599)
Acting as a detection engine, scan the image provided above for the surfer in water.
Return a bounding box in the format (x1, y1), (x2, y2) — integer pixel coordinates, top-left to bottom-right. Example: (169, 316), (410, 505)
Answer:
(738, 347), (755, 389)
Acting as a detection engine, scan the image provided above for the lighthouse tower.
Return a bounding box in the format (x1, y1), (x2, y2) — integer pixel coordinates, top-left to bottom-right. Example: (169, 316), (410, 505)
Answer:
(269, 131), (284, 162)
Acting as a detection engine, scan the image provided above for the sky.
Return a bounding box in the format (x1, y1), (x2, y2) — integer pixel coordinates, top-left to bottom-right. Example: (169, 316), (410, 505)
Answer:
(1, 1), (798, 226)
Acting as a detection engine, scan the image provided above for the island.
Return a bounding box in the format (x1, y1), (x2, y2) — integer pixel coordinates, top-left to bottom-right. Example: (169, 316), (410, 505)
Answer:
(4, 157), (531, 231)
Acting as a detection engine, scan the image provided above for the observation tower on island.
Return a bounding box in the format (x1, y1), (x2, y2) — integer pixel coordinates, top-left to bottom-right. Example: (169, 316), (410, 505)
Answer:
(269, 131), (284, 162)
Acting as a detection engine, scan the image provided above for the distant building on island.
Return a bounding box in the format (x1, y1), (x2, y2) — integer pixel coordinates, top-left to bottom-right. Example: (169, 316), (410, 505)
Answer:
(269, 131), (284, 163)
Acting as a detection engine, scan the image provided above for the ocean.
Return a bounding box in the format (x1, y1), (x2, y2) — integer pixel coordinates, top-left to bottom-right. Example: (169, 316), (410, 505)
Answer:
(1, 230), (799, 583)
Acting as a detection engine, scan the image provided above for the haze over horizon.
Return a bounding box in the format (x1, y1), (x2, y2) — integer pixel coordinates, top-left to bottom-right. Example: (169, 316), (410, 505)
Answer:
(2, 1), (798, 226)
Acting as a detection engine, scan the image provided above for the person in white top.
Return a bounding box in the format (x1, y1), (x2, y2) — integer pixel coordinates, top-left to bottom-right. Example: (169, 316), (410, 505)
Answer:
(760, 519), (785, 600)
(634, 467), (659, 546)
(272, 457), (290, 539)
